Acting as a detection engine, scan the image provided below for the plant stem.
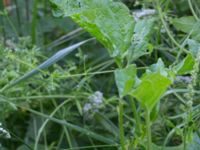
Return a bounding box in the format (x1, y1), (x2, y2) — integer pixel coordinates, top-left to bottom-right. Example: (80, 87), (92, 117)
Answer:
(31, 0), (38, 44)
(183, 127), (187, 150)
(14, 0), (21, 36)
(23, 106), (116, 144)
(188, 0), (199, 21)
(43, 0), (48, 46)
(0, 0), (6, 45)
(118, 101), (126, 150)
(130, 98), (141, 135)
(145, 108), (152, 150)
(25, 0), (30, 22)
(155, 0), (188, 54)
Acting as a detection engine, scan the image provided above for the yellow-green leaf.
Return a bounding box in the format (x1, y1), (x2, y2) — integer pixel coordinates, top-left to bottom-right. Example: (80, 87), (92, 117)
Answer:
(130, 73), (171, 110)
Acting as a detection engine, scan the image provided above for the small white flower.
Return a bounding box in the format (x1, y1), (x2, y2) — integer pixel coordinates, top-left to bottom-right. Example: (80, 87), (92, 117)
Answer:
(83, 91), (104, 119)
(83, 103), (92, 113)
(176, 76), (192, 83)
(89, 91), (103, 106)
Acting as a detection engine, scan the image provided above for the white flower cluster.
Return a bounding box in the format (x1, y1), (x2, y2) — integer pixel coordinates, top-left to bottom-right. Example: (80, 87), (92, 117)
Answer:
(132, 9), (156, 21)
(0, 123), (11, 139)
(175, 76), (192, 84)
(83, 91), (103, 118)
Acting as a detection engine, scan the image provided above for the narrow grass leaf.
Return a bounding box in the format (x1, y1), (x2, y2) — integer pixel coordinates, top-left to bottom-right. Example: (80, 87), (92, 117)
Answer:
(1, 38), (94, 92)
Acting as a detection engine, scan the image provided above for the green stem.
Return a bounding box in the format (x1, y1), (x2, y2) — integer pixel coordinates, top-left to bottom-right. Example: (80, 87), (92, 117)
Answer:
(118, 101), (126, 150)
(155, 0), (188, 54)
(0, 1), (6, 45)
(188, 0), (199, 21)
(14, 0), (22, 36)
(31, 0), (38, 44)
(34, 100), (71, 150)
(63, 127), (73, 148)
(130, 98), (141, 135)
(145, 108), (152, 150)
(24, 106), (116, 144)
(183, 127), (187, 150)
(25, 0), (30, 21)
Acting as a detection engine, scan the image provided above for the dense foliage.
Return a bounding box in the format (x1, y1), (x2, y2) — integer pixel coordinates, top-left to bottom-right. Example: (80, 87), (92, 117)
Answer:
(0, 0), (200, 150)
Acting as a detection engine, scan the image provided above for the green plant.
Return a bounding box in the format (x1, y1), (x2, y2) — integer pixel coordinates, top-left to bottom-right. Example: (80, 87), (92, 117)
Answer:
(48, 0), (200, 149)
(0, 0), (200, 150)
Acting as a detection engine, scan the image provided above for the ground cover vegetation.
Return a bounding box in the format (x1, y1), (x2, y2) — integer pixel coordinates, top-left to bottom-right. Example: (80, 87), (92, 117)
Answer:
(0, 0), (200, 150)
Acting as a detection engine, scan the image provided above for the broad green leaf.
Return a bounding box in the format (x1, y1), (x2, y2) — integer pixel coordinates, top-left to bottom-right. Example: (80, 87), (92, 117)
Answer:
(147, 58), (168, 76)
(174, 39), (200, 75)
(147, 58), (175, 81)
(187, 39), (200, 57)
(130, 73), (171, 110)
(171, 16), (196, 33)
(175, 53), (195, 75)
(50, 0), (134, 58)
(171, 16), (200, 40)
(114, 65), (137, 97)
(127, 18), (155, 61)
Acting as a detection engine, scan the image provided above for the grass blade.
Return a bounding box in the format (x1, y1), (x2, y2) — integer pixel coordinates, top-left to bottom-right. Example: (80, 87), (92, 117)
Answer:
(25, 106), (116, 144)
(0, 38), (94, 92)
